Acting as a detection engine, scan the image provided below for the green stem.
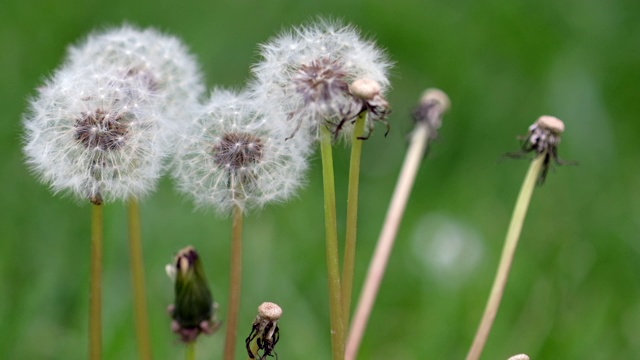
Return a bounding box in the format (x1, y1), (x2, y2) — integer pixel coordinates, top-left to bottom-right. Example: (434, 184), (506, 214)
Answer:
(224, 205), (244, 360)
(186, 343), (196, 360)
(345, 123), (431, 360)
(248, 339), (260, 360)
(465, 155), (545, 360)
(341, 112), (367, 328)
(90, 204), (103, 360)
(128, 199), (152, 360)
(320, 125), (345, 360)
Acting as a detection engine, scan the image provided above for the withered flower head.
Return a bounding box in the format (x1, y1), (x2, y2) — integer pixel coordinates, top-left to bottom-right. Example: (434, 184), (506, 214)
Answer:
(506, 115), (576, 184)
(245, 302), (282, 359)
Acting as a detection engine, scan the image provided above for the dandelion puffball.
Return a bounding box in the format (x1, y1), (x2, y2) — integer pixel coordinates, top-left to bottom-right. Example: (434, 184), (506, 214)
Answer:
(172, 89), (311, 214)
(23, 25), (204, 203)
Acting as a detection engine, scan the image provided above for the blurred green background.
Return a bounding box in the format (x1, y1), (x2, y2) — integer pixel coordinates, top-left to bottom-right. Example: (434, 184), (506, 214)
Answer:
(1, 0), (639, 359)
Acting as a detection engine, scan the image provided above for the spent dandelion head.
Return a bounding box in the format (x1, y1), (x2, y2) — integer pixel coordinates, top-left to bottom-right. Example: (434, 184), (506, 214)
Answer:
(166, 246), (221, 343)
(172, 89), (311, 214)
(506, 115), (576, 184)
(245, 302), (282, 360)
(251, 19), (392, 141)
(412, 88), (451, 141)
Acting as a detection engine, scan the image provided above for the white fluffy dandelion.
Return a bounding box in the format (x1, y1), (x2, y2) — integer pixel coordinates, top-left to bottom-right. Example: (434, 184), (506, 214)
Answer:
(67, 25), (205, 144)
(172, 89), (311, 214)
(23, 25), (204, 203)
(251, 19), (392, 140)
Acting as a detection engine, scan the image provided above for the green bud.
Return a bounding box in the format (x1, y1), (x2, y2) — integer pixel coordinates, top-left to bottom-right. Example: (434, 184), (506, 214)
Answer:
(167, 246), (220, 343)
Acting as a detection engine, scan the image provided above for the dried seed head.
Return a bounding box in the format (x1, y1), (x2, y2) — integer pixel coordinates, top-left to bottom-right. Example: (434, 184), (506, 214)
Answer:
(507, 354), (530, 360)
(257, 302), (283, 321)
(412, 88), (451, 140)
(534, 115), (565, 134)
(505, 115), (575, 184)
(349, 78), (382, 100)
(246, 302), (282, 359)
(419, 88), (451, 114)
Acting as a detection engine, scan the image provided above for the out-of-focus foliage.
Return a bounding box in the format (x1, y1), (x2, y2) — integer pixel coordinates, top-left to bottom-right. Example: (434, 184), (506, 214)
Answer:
(1, 0), (639, 359)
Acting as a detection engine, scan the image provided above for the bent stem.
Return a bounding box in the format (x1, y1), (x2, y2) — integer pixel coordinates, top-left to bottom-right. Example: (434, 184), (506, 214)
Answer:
(224, 205), (244, 360)
(341, 112), (367, 326)
(345, 123), (431, 360)
(128, 198), (152, 360)
(320, 124), (345, 360)
(465, 155), (545, 360)
(90, 203), (104, 360)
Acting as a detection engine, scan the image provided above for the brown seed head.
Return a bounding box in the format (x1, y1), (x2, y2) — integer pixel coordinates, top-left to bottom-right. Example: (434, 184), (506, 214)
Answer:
(295, 57), (349, 105)
(74, 109), (129, 151)
(212, 132), (264, 170)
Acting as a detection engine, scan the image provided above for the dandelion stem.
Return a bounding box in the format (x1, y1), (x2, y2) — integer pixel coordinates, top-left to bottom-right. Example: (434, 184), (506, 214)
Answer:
(90, 203), (103, 360)
(186, 343), (196, 360)
(248, 339), (260, 360)
(128, 198), (152, 360)
(342, 112), (367, 328)
(224, 205), (244, 360)
(465, 155), (544, 360)
(345, 122), (431, 360)
(320, 125), (345, 360)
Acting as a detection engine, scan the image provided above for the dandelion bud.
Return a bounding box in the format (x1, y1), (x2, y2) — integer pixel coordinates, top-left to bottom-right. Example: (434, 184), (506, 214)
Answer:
(245, 302), (282, 359)
(251, 19), (392, 141)
(172, 89), (310, 214)
(167, 246), (220, 343)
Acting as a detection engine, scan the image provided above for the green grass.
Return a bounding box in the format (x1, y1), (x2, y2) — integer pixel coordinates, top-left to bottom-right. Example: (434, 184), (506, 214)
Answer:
(2, 0), (640, 359)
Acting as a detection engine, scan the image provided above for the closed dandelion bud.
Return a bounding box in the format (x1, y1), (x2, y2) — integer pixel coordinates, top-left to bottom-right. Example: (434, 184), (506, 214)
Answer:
(172, 89), (310, 214)
(166, 246), (220, 343)
(251, 19), (392, 141)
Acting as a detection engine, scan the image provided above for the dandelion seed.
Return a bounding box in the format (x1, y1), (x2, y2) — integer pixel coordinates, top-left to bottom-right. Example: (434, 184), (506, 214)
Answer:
(251, 19), (392, 141)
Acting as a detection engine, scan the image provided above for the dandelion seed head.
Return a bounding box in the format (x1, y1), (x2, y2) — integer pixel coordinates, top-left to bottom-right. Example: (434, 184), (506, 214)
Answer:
(23, 25), (206, 203)
(251, 19), (392, 140)
(172, 90), (310, 215)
